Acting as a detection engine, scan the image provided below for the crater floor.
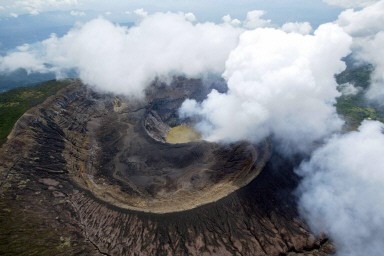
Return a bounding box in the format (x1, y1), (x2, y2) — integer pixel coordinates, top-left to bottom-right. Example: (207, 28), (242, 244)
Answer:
(165, 124), (201, 144)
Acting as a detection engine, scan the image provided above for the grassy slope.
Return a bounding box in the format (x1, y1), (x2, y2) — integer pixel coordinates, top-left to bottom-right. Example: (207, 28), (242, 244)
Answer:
(0, 80), (70, 146)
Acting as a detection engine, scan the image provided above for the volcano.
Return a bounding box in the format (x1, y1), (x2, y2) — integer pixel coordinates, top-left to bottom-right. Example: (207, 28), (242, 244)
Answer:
(0, 78), (333, 255)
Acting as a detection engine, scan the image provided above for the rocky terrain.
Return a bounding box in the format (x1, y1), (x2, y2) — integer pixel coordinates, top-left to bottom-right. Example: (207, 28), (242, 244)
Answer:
(0, 78), (333, 255)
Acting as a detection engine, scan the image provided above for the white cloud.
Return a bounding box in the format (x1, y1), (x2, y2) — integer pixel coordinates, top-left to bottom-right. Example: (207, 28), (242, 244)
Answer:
(0, 51), (47, 73)
(12, 0), (78, 15)
(180, 23), (351, 153)
(359, 32), (384, 100)
(323, 0), (380, 8)
(28, 8), (39, 15)
(17, 13), (240, 97)
(336, 1), (384, 102)
(10, 12), (18, 18)
(281, 22), (312, 35)
(243, 10), (271, 29)
(0, 6), (5, 12)
(337, 0), (384, 37)
(222, 15), (241, 27)
(184, 12), (196, 22)
(70, 10), (85, 16)
(16, 43), (30, 51)
(297, 120), (384, 256)
(134, 8), (148, 18)
(338, 82), (361, 95)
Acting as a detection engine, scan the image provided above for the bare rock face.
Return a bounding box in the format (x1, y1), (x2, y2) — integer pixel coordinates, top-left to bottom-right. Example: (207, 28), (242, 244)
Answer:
(0, 79), (332, 255)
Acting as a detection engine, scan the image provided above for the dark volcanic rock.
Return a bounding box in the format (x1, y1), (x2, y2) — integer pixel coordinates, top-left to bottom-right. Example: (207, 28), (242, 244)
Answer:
(0, 79), (332, 255)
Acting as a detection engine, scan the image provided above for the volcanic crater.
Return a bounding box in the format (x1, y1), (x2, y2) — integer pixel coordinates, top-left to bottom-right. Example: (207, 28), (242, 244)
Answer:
(62, 77), (271, 213)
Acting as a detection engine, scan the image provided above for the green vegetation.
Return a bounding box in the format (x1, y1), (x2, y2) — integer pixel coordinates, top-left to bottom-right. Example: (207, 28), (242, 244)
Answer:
(0, 80), (70, 145)
(336, 64), (373, 89)
(0, 200), (72, 256)
(336, 94), (382, 129)
(335, 64), (384, 129)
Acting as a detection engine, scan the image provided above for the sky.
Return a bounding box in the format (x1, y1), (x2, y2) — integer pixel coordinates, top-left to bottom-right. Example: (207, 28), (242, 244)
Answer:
(0, 1), (384, 256)
(0, 0), (346, 55)
(0, 0), (343, 26)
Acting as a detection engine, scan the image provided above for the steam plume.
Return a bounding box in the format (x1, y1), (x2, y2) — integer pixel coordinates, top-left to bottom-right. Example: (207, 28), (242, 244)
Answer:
(297, 120), (384, 256)
(180, 23), (351, 153)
